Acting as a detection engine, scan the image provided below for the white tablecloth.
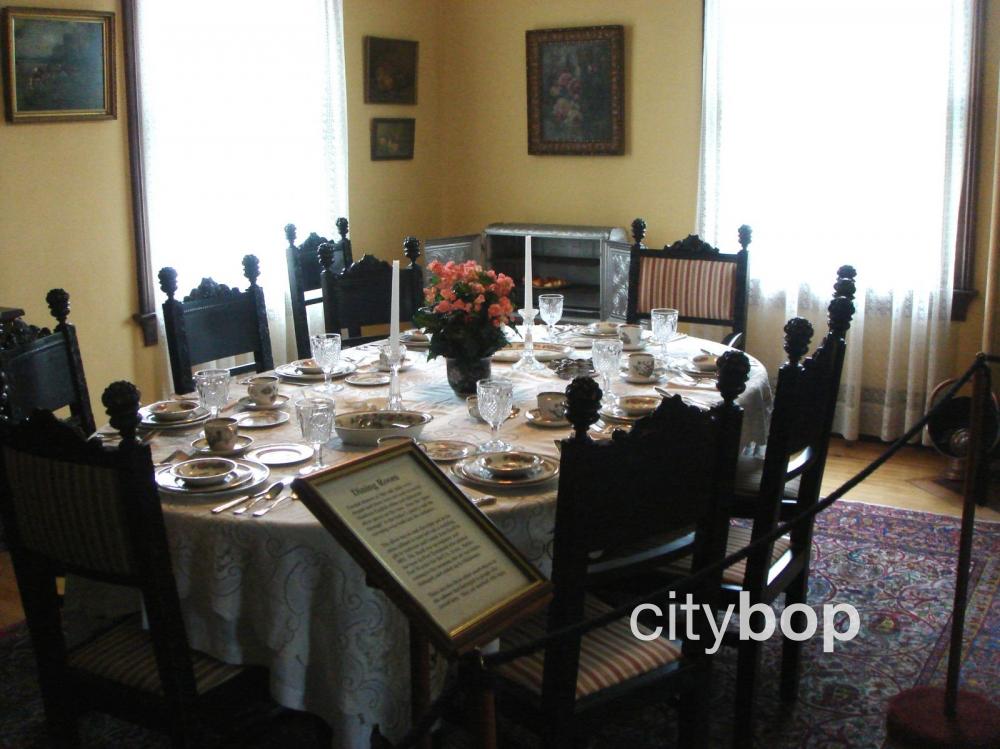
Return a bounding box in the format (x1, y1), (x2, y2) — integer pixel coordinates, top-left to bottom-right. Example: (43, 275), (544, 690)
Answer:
(71, 331), (770, 748)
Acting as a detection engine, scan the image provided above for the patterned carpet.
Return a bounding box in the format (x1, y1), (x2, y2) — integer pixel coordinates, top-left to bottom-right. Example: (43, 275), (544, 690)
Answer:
(1, 501), (998, 748)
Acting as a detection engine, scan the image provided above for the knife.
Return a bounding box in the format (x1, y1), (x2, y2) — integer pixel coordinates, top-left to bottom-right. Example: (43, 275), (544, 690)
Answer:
(211, 481), (278, 514)
(252, 491), (296, 517)
(232, 481), (284, 515)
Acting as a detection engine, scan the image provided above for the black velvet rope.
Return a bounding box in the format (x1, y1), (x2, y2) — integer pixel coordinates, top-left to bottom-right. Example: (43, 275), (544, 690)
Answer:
(382, 354), (993, 749)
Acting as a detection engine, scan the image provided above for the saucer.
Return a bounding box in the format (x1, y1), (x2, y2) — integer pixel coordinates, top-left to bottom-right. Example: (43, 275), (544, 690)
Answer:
(419, 440), (476, 462)
(238, 394), (290, 411)
(620, 369), (667, 385)
(524, 408), (570, 428)
(245, 442), (314, 466)
(492, 342), (573, 363)
(191, 434), (254, 456)
(346, 372), (391, 387)
(235, 410), (290, 429)
(452, 453), (560, 489)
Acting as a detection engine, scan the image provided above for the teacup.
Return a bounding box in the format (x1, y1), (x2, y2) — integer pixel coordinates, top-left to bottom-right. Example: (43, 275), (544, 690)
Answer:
(593, 320), (619, 335)
(247, 375), (280, 406)
(204, 417), (239, 451)
(627, 352), (656, 379)
(617, 323), (643, 347)
(537, 391), (568, 421)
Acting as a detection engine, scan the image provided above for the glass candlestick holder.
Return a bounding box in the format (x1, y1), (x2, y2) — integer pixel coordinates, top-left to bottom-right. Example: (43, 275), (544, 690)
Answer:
(512, 308), (548, 372)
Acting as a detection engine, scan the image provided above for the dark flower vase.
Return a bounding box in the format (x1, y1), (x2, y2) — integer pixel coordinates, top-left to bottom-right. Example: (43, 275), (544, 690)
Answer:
(445, 357), (492, 396)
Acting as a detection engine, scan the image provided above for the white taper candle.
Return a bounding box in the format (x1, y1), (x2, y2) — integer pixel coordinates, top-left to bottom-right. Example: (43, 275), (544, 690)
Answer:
(524, 235), (533, 311)
(390, 260), (400, 357)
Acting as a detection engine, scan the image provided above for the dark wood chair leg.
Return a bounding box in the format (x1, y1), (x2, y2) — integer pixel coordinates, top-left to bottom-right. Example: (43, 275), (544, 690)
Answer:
(733, 637), (762, 749)
(780, 571), (809, 702)
(677, 669), (711, 749)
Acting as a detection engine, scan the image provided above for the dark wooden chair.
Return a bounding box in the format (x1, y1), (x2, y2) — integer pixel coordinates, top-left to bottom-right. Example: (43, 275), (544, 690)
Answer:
(0, 381), (273, 748)
(285, 218), (354, 360)
(320, 236), (424, 348)
(159, 255), (274, 395)
(664, 266), (858, 747)
(626, 218), (751, 349)
(0, 289), (94, 436)
(490, 352), (751, 749)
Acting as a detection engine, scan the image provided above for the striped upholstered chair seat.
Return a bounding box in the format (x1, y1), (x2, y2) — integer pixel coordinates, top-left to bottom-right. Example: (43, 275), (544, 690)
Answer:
(496, 595), (681, 700)
(734, 454), (802, 499)
(635, 256), (738, 321)
(68, 616), (246, 695)
(661, 523), (792, 587)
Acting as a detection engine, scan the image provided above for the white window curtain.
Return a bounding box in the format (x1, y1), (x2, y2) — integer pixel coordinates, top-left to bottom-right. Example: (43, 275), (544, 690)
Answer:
(699, 0), (974, 441)
(136, 0), (348, 395)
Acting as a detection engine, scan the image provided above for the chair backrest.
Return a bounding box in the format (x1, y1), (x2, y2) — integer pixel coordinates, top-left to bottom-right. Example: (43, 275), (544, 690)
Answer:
(320, 236), (424, 345)
(626, 218), (751, 348)
(542, 354), (750, 715)
(0, 381), (201, 701)
(285, 218), (354, 360)
(159, 255), (274, 395)
(0, 289), (94, 435)
(742, 266), (857, 589)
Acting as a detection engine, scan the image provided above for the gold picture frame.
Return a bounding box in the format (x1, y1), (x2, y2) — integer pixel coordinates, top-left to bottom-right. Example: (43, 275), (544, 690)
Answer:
(2, 6), (116, 123)
(293, 441), (551, 656)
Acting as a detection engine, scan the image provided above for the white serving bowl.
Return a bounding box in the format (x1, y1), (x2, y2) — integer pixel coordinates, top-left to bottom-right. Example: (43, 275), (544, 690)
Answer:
(334, 410), (432, 446)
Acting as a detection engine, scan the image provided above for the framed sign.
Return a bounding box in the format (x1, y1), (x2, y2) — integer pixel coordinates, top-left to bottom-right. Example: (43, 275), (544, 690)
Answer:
(526, 25), (624, 155)
(364, 36), (417, 104)
(294, 442), (551, 655)
(371, 117), (415, 160)
(2, 7), (116, 123)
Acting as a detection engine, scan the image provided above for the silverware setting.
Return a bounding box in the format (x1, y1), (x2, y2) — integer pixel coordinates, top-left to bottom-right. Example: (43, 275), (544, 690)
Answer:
(233, 480), (284, 515)
(252, 492), (296, 516)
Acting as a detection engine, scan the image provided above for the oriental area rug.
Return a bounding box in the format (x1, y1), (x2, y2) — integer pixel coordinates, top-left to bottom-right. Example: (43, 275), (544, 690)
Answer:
(1, 502), (997, 748)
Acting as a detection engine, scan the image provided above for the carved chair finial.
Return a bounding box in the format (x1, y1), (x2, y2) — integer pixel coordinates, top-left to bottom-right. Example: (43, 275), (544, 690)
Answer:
(738, 225), (753, 252)
(828, 265), (858, 339)
(285, 223), (297, 246)
(318, 242), (336, 272)
(403, 236), (421, 266)
(565, 376), (602, 441)
(102, 381), (141, 447)
(716, 350), (751, 404)
(336, 217), (349, 239)
(783, 318), (813, 364)
(242, 255), (261, 286)
(45, 288), (70, 326)
(158, 267), (179, 299)
(631, 218), (647, 250)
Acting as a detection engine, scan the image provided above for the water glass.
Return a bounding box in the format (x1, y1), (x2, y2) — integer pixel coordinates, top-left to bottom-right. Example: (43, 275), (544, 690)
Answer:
(591, 339), (623, 408)
(476, 377), (514, 453)
(310, 333), (343, 394)
(538, 294), (564, 341)
(650, 308), (679, 364)
(296, 395), (336, 473)
(194, 369), (230, 417)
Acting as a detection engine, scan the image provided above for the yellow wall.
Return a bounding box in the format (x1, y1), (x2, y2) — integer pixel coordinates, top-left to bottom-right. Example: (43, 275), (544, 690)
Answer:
(0, 0), (158, 417)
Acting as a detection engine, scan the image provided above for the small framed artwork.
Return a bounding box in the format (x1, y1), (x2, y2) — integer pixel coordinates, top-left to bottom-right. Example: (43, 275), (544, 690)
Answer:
(364, 36), (417, 104)
(1, 7), (116, 123)
(371, 118), (415, 161)
(526, 25), (625, 156)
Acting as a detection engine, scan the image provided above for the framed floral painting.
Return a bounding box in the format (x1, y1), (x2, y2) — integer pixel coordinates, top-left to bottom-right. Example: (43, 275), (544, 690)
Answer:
(371, 118), (415, 160)
(526, 25), (624, 156)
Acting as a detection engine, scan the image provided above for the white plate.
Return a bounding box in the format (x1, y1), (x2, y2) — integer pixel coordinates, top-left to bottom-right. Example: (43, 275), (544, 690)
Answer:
(524, 408), (570, 428)
(452, 453), (560, 489)
(156, 459), (269, 498)
(346, 372), (391, 387)
(139, 405), (211, 430)
(237, 394), (290, 411)
(420, 440), (476, 462)
(245, 442), (314, 466)
(191, 435), (254, 456)
(235, 410), (290, 429)
(598, 407), (644, 423)
(275, 361), (356, 381)
(620, 370), (668, 385)
(375, 358), (414, 372)
(492, 342), (573, 363)
(577, 324), (620, 338)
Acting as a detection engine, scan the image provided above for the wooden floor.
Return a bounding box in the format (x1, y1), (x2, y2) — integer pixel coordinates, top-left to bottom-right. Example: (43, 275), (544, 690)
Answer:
(0, 438), (996, 630)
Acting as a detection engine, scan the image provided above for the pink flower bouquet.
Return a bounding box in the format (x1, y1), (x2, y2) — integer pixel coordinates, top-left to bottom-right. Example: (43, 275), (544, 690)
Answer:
(413, 260), (515, 362)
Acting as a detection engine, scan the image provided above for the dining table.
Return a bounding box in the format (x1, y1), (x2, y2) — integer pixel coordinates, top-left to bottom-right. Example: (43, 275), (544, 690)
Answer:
(67, 326), (772, 749)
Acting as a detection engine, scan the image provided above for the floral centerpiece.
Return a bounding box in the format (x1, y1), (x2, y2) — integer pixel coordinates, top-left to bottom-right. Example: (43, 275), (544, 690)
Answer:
(413, 260), (515, 394)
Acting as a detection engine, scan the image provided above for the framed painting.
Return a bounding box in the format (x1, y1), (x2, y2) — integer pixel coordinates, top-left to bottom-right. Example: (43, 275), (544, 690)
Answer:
(364, 36), (417, 104)
(2, 7), (116, 123)
(526, 25), (624, 156)
(371, 117), (415, 161)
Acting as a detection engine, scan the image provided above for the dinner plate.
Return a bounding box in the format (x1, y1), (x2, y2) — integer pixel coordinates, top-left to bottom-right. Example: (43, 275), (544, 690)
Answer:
(346, 371), (391, 387)
(577, 324), (621, 338)
(139, 404), (211, 430)
(235, 410), (290, 428)
(400, 335), (429, 349)
(492, 342), (573, 363)
(451, 453), (560, 489)
(245, 442), (314, 466)
(524, 408), (570, 428)
(275, 361), (356, 381)
(598, 407), (645, 424)
(155, 459), (269, 497)
(191, 434), (254, 456)
(419, 439), (476, 462)
(237, 394), (290, 411)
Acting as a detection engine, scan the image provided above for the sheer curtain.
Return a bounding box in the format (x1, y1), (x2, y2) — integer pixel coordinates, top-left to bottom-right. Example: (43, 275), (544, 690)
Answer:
(137, 0), (348, 394)
(699, 0), (973, 441)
